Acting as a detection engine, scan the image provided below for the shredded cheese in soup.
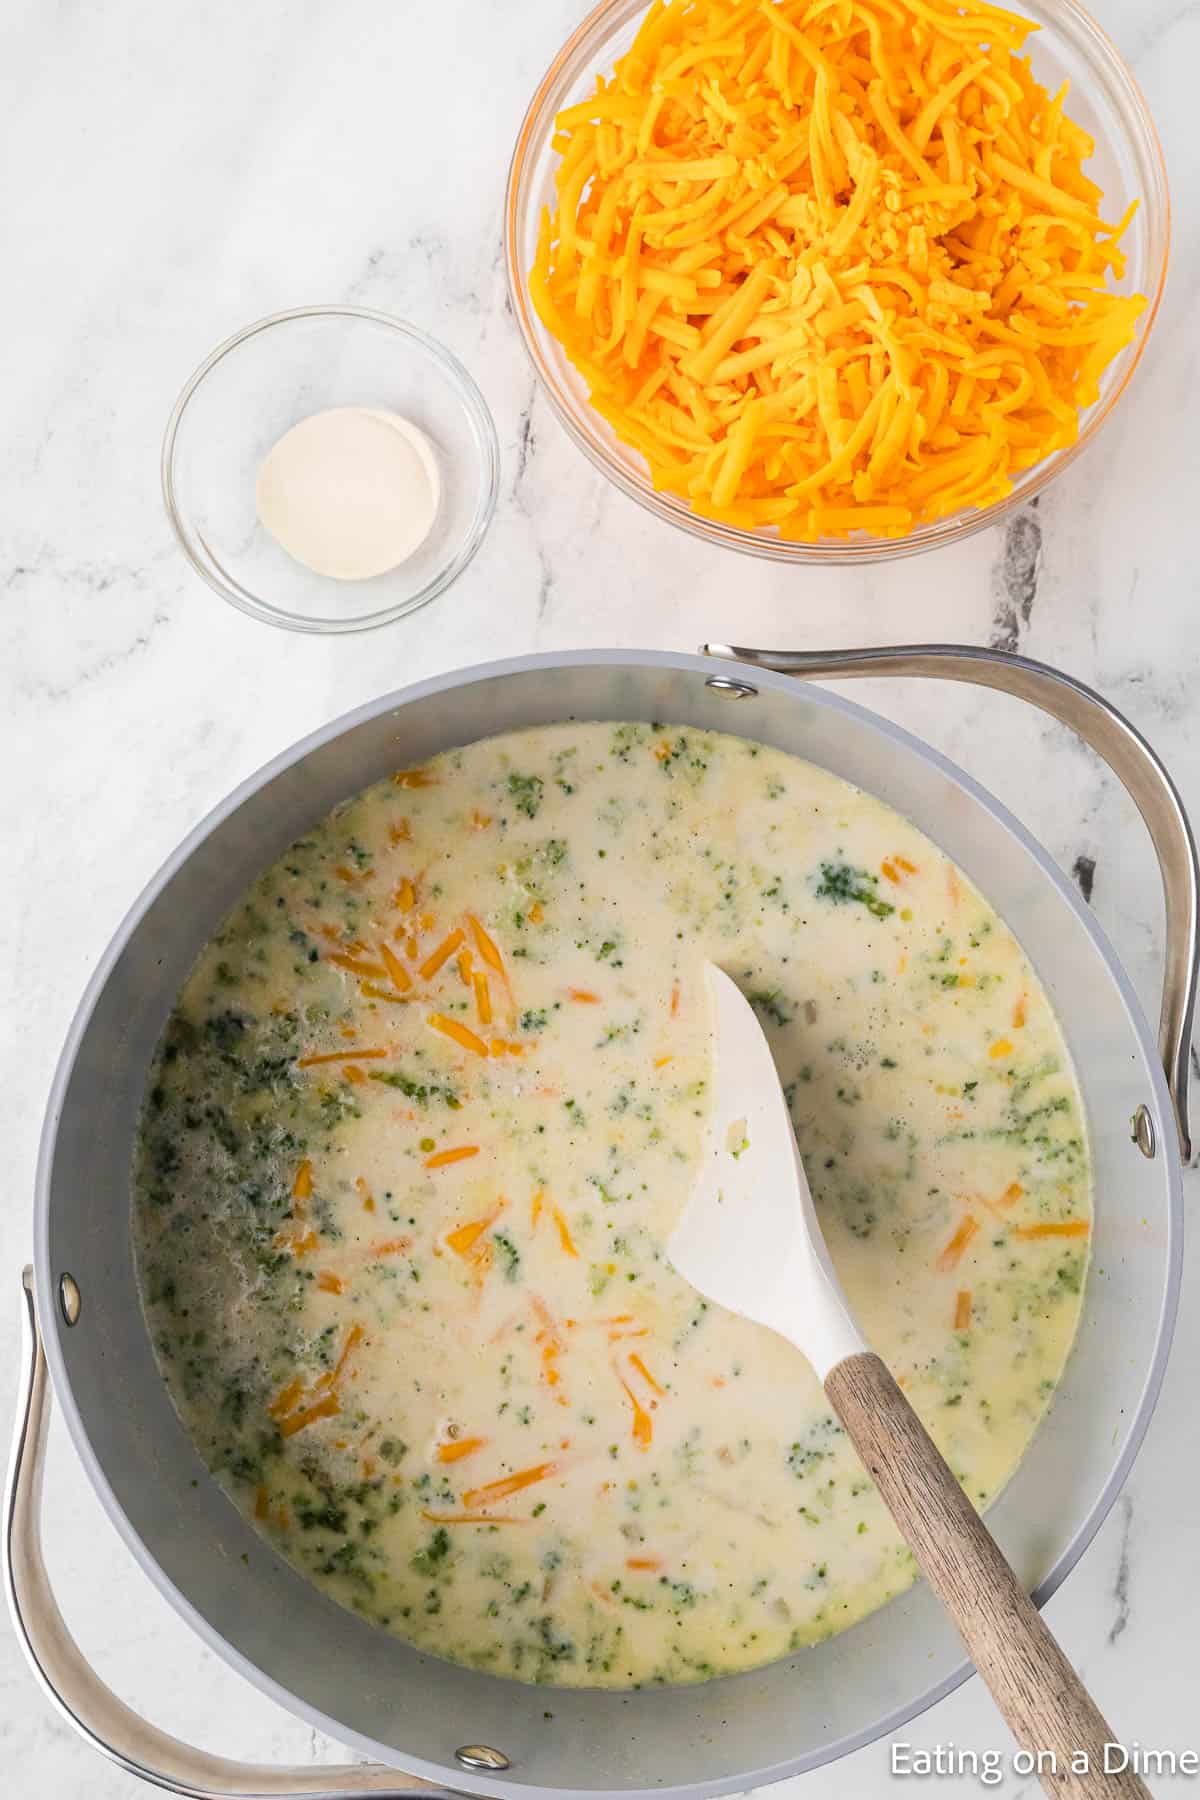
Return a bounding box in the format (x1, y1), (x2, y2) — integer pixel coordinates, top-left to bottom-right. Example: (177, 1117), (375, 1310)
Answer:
(133, 722), (1089, 1688)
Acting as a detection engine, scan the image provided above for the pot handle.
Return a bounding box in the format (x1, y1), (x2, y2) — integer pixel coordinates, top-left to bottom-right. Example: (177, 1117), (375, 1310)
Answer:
(3, 1269), (463, 1800)
(704, 640), (1197, 1163)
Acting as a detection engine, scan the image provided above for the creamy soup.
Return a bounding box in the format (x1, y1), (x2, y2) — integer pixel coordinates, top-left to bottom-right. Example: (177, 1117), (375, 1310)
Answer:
(133, 722), (1090, 1688)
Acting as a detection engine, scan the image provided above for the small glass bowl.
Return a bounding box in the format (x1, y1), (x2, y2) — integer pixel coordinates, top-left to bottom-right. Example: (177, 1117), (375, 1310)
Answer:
(162, 307), (500, 633)
(505, 0), (1170, 565)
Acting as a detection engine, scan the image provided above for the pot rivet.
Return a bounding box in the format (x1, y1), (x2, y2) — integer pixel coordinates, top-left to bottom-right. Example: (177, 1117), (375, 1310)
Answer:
(455, 1745), (511, 1772)
(1131, 1105), (1156, 1160)
(58, 1273), (81, 1327)
(705, 675), (757, 699)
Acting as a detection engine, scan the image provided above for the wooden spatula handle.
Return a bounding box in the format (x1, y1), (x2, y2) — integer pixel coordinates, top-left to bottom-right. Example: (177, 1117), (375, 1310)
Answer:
(825, 1352), (1149, 1800)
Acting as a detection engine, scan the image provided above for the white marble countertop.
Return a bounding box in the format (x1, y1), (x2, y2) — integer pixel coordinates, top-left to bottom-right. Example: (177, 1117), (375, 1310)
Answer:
(2, 0), (1198, 1793)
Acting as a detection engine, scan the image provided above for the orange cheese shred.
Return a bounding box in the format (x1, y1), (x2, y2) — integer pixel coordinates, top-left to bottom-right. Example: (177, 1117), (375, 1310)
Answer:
(936, 1213), (980, 1271)
(446, 1203), (506, 1259)
(420, 1509), (532, 1526)
(435, 1435), (488, 1464)
(552, 1206), (580, 1258)
(420, 930), (466, 981)
(359, 982), (412, 1006)
(278, 1392), (341, 1438)
(424, 1144), (481, 1170)
(616, 1368), (655, 1450)
(529, 0), (1147, 541)
(327, 953), (388, 979)
(467, 913), (505, 975)
(428, 1012), (489, 1057)
(379, 941), (413, 994)
(627, 1351), (666, 1397)
(463, 1462), (559, 1509)
(268, 1377), (305, 1420)
(361, 1237), (413, 1259)
(274, 1225), (319, 1258)
(1012, 1219), (1091, 1240)
(326, 1324), (365, 1387)
(531, 1295), (569, 1401)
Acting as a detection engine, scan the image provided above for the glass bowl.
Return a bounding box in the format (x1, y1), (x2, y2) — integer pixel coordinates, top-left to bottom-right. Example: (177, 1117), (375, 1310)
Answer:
(162, 307), (500, 633)
(505, 0), (1169, 565)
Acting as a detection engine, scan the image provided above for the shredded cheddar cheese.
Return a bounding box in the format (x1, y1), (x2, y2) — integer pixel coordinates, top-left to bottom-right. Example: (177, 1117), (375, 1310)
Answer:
(467, 913), (505, 975)
(268, 1377), (306, 1421)
(1012, 1218), (1090, 1239)
(378, 941), (413, 994)
(446, 1203), (506, 1259)
(358, 981), (412, 1006)
(327, 952), (388, 979)
(420, 1509), (532, 1526)
(278, 1392), (340, 1438)
(552, 1205), (580, 1258)
(473, 969), (494, 1025)
(435, 1434), (488, 1463)
(628, 1350), (666, 1397)
(420, 929), (465, 982)
(616, 1365), (655, 1449)
(463, 1461), (559, 1509)
(424, 1144), (482, 1169)
(936, 1213), (980, 1270)
(529, 0), (1146, 538)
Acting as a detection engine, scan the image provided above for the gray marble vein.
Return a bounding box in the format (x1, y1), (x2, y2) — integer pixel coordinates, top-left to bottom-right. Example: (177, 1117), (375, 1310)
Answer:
(1109, 1495), (1135, 1647)
(1072, 855), (1097, 905)
(989, 503), (1043, 655)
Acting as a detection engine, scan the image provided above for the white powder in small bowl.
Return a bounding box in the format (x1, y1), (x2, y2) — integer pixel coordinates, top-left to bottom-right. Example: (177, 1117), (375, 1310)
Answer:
(256, 405), (441, 581)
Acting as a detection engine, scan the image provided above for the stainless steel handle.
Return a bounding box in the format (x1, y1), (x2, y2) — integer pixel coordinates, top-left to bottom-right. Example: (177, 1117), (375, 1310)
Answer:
(3, 1269), (458, 1799)
(704, 640), (1197, 1163)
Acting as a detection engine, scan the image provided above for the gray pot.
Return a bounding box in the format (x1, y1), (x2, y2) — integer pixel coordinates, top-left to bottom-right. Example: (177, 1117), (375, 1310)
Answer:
(6, 644), (1195, 1800)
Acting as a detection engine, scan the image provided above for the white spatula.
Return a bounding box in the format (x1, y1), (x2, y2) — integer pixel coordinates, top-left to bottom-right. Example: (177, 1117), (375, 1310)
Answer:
(668, 964), (1148, 1800)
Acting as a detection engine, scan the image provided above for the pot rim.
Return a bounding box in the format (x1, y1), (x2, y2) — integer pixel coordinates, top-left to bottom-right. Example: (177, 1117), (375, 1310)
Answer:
(33, 647), (1185, 1798)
